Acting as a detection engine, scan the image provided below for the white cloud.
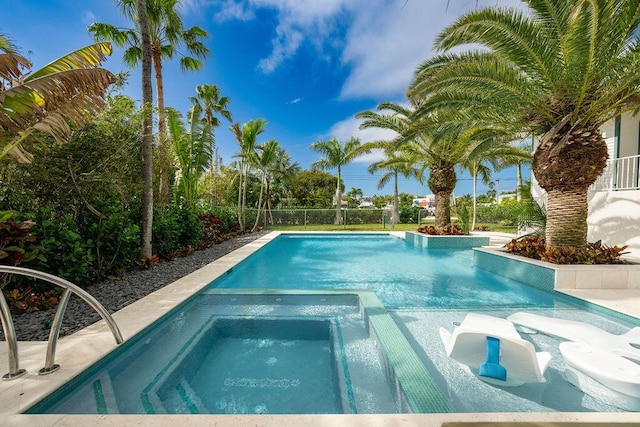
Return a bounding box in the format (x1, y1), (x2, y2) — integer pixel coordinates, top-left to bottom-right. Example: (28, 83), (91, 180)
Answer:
(81, 10), (97, 25)
(288, 97), (302, 104)
(213, 0), (256, 21)
(326, 114), (399, 163)
(207, 0), (526, 98)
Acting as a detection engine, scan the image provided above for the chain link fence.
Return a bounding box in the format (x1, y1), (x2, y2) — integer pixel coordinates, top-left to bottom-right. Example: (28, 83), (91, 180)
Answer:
(242, 208), (435, 228)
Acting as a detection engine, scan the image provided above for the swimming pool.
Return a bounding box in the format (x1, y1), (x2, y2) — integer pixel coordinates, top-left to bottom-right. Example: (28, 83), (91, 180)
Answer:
(213, 233), (556, 309)
(22, 232), (640, 415)
(27, 292), (418, 414)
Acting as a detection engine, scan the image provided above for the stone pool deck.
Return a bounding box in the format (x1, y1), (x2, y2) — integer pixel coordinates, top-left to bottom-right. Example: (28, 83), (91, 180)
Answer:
(2, 231), (640, 426)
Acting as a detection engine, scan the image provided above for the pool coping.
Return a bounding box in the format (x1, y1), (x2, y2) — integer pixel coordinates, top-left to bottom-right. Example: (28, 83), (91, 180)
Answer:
(2, 231), (640, 425)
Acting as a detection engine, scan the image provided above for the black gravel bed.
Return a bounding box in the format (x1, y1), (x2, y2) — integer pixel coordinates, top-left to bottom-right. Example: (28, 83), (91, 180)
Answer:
(1, 231), (266, 341)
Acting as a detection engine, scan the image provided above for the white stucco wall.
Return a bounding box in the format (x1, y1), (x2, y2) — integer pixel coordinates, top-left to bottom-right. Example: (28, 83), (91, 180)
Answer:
(618, 112), (640, 158)
(588, 190), (640, 260)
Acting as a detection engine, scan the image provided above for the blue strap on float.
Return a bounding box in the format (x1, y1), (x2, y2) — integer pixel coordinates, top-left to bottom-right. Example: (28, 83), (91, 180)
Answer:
(479, 336), (507, 381)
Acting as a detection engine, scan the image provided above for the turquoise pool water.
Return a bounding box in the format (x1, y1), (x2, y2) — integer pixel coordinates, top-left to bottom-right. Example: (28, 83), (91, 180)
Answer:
(28, 293), (407, 414)
(212, 234), (556, 309)
(27, 233), (640, 415)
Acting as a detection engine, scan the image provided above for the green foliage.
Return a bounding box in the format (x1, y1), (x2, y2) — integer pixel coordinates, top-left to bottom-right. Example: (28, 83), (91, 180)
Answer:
(399, 206), (422, 223)
(83, 200), (141, 279)
(506, 236), (628, 264)
(153, 204), (204, 260)
(207, 206), (239, 234)
(456, 204), (470, 234)
(32, 215), (96, 287)
(289, 170), (338, 208)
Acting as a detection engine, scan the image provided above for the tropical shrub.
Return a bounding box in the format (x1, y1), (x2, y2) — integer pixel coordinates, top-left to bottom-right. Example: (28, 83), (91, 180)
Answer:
(417, 224), (464, 235)
(3, 286), (60, 314)
(153, 204), (204, 260)
(33, 215), (96, 287)
(0, 210), (43, 288)
(506, 236), (628, 264)
(83, 204), (140, 279)
(400, 206), (422, 223)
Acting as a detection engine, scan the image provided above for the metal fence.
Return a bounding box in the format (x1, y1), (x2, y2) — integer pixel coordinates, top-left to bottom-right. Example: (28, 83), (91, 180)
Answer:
(243, 208), (434, 228)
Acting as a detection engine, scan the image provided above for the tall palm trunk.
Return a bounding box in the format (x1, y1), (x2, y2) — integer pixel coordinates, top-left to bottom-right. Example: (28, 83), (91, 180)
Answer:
(252, 176), (265, 232)
(152, 48), (171, 205)
(335, 165), (342, 225)
(516, 162), (523, 203)
(533, 125), (608, 249)
(471, 162), (478, 231)
(428, 162), (456, 227)
(265, 175), (274, 225)
(242, 162), (249, 231)
(138, 0), (154, 259)
(236, 162), (244, 231)
(392, 172), (399, 226)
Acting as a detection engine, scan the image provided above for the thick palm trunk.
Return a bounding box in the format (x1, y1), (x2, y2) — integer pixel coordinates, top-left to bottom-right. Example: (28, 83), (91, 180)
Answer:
(545, 188), (588, 248)
(533, 125), (607, 250)
(434, 191), (452, 227)
(428, 162), (456, 227)
(138, 0), (153, 259)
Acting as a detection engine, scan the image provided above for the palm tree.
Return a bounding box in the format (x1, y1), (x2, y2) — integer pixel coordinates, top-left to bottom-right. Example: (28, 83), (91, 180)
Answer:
(250, 139), (279, 231)
(166, 105), (212, 202)
(461, 129), (531, 230)
(89, 0), (210, 204)
(268, 149), (301, 212)
(357, 102), (425, 225)
(358, 101), (464, 227)
(367, 152), (423, 226)
(230, 118), (267, 231)
(189, 84), (232, 205)
(0, 43), (115, 163)
(138, 0), (154, 259)
(347, 187), (363, 203)
(0, 33), (17, 54)
(310, 137), (369, 225)
(409, 0), (640, 250)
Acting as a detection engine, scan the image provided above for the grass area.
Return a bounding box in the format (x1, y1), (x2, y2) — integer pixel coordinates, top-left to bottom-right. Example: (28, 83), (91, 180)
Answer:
(264, 219), (517, 234)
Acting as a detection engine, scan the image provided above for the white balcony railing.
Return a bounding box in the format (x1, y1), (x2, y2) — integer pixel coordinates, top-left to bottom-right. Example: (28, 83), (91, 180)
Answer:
(590, 154), (640, 192)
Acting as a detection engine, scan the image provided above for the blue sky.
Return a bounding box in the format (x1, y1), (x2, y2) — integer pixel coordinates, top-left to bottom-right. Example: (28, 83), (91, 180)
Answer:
(6, 0), (528, 198)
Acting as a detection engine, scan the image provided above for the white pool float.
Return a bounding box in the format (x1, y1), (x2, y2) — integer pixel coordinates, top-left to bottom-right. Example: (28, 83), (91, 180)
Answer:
(439, 313), (552, 387)
(507, 312), (640, 362)
(560, 341), (640, 411)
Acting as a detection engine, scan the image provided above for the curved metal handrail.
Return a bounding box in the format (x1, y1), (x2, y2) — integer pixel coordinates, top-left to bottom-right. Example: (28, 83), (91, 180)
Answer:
(0, 265), (123, 380)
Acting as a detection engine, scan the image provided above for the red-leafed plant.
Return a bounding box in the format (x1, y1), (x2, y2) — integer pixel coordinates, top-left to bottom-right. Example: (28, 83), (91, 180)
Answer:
(506, 236), (628, 264)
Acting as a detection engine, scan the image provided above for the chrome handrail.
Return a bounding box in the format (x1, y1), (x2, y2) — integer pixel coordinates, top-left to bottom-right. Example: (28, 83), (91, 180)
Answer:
(0, 266), (123, 380)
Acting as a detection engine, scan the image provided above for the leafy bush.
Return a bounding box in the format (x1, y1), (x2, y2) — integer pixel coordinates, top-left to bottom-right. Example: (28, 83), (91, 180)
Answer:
(208, 206), (239, 234)
(400, 206), (422, 223)
(456, 204), (470, 234)
(0, 210), (43, 289)
(153, 204), (204, 260)
(86, 208), (140, 279)
(4, 286), (60, 314)
(506, 236), (628, 264)
(416, 224), (464, 235)
(33, 215), (96, 286)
